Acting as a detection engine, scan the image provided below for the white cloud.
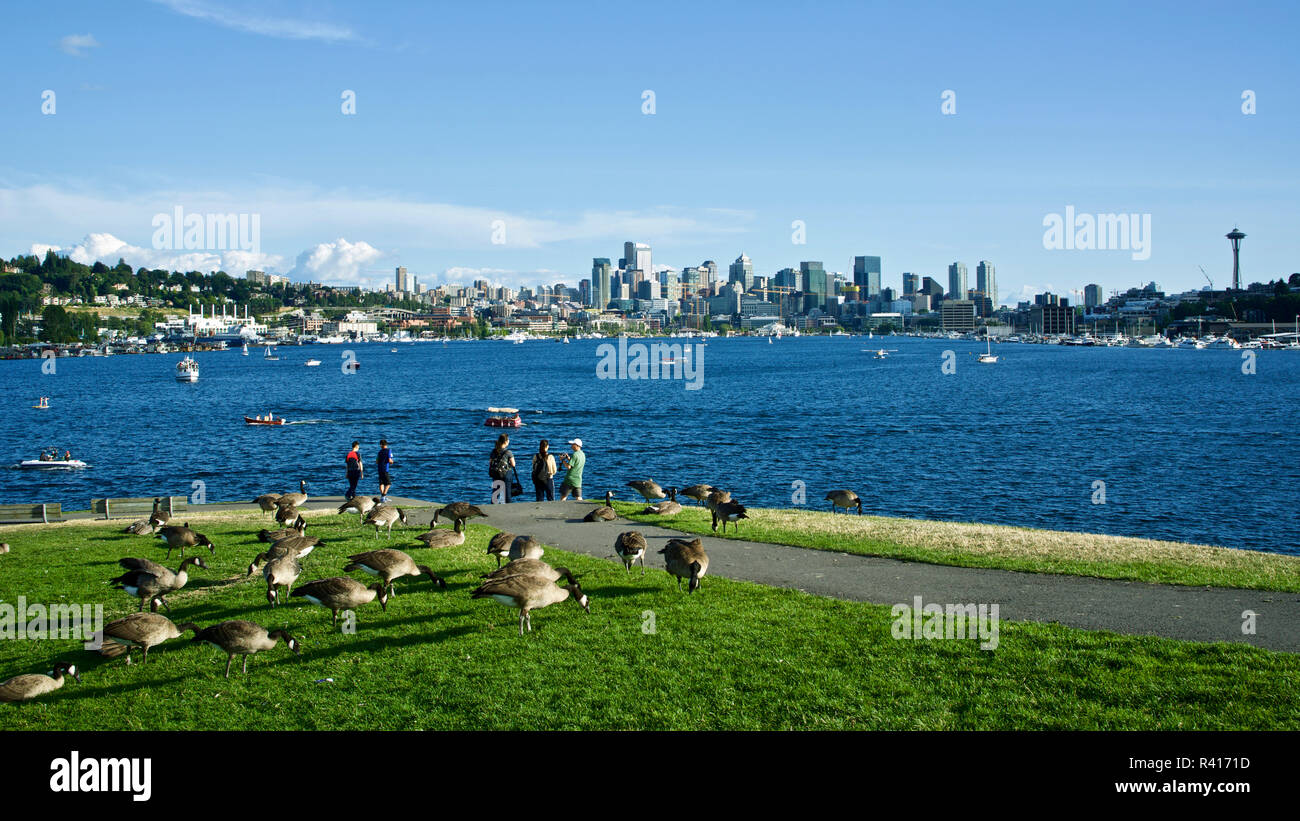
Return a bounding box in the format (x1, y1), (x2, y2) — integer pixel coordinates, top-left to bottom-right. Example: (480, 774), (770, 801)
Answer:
(30, 232), (288, 276)
(59, 34), (100, 56)
(288, 238), (383, 285)
(150, 0), (358, 43)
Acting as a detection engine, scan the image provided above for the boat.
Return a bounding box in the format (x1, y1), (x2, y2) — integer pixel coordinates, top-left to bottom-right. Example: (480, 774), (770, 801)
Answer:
(18, 449), (87, 469)
(175, 356), (200, 382)
(264, 347), (279, 361)
(484, 407), (522, 428)
(305, 359), (321, 367)
(245, 414), (287, 426)
(563, 337), (570, 344)
(390, 348), (398, 353)
(241, 343), (249, 356)
(977, 337), (998, 364)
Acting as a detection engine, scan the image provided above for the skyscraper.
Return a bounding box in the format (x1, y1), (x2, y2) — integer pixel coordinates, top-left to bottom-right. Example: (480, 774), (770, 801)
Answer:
(1084, 284), (1104, 309)
(976, 261), (997, 308)
(591, 258), (612, 310)
(624, 242), (652, 284)
(801, 261), (828, 310)
(947, 262), (968, 301)
(854, 256), (882, 297)
(902, 272), (919, 296)
(729, 253), (754, 290)
(395, 266), (409, 293)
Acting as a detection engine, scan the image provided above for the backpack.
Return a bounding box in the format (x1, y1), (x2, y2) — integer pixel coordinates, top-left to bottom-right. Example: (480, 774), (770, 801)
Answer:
(489, 448), (511, 479)
(531, 453), (549, 481)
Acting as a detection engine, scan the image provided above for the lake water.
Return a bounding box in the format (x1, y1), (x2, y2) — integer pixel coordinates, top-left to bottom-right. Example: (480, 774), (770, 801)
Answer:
(3, 337), (1297, 555)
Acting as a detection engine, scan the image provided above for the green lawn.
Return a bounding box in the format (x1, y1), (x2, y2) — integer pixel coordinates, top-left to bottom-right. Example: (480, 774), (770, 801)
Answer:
(612, 502), (1300, 592)
(1, 512), (1297, 730)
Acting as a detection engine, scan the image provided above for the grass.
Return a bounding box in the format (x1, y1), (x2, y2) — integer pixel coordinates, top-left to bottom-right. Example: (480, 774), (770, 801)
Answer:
(613, 502), (1300, 592)
(0, 510), (1297, 730)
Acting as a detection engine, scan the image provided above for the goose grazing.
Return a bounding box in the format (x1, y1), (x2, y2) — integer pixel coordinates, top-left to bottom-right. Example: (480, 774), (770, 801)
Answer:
(274, 504), (301, 526)
(583, 490), (617, 522)
(704, 489), (731, 514)
(344, 549), (446, 596)
(190, 621), (300, 678)
(470, 575), (590, 635)
(660, 537), (709, 593)
(433, 502), (487, 530)
(0, 662), (80, 702)
(614, 531), (648, 574)
(825, 489), (863, 515)
(337, 495), (381, 519)
(364, 505), (408, 538)
(481, 558), (577, 585)
(639, 487), (681, 516)
(110, 556), (207, 612)
(508, 535), (544, 562)
(415, 520), (466, 549)
(712, 499), (748, 533)
(257, 517), (307, 543)
(100, 613), (198, 664)
(275, 480), (308, 510)
(262, 553), (302, 607)
(680, 485), (716, 506)
(247, 535), (323, 575)
(486, 531), (516, 568)
(626, 479), (666, 502)
(155, 523), (215, 559)
(290, 577), (390, 624)
(254, 492), (284, 517)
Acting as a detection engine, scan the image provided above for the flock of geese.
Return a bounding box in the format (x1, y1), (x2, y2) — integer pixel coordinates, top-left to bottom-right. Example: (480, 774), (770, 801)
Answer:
(1, 476), (868, 701)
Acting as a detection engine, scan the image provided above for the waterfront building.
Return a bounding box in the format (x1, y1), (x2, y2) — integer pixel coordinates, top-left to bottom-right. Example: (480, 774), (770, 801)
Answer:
(1030, 303), (1075, 335)
(940, 299), (977, 332)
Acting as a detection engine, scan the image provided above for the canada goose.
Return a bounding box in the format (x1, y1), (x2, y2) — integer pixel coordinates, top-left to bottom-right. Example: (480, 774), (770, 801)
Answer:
(704, 489), (731, 513)
(275, 504), (301, 526)
(638, 487), (681, 516)
(148, 498), (172, 528)
(100, 613), (198, 664)
(486, 531), (516, 567)
(337, 496), (381, 519)
(263, 553), (302, 607)
(712, 499), (748, 533)
(344, 549), (446, 595)
(660, 537), (709, 593)
(614, 531), (648, 574)
(254, 493), (284, 517)
(680, 485), (715, 505)
(123, 517), (157, 536)
(470, 575), (590, 635)
(247, 535), (323, 575)
(825, 489), (863, 514)
(191, 620), (300, 678)
(110, 556), (207, 612)
(364, 505), (408, 538)
(508, 535), (544, 562)
(626, 479), (666, 502)
(0, 543), (8, 555)
(433, 502), (487, 530)
(155, 523), (215, 559)
(481, 558), (577, 585)
(583, 490), (616, 522)
(257, 517), (307, 543)
(0, 662), (80, 702)
(275, 480), (308, 510)
(290, 577), (390, 624)
(415, 520), (466, 549)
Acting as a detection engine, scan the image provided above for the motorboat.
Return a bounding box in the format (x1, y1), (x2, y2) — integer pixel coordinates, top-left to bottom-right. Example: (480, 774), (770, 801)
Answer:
(18, 448), (87, 469)
(245, 414), (287, 426)
(175, 356), (200, 382)
(305, 359), (321, 367)
(484, 407), (522, 428)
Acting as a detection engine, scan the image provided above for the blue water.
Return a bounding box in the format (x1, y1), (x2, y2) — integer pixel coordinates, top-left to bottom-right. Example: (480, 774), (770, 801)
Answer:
(2, 337), (1297, 555)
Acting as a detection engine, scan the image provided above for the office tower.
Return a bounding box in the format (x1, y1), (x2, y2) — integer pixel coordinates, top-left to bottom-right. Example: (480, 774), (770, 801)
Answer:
(947, 262), (967, 301)
(659, 268), (680, 301)
(702, 260), (718, 294)
(800, 261), (828, 310)
(921, 276), (945, 300)
(591, 258), (612, 309)
(854, 255), (882, 297)
(1084, 284), (1103, 309)
(880, 286), (897, 303)
(976, 261), (997, 308)
(395, 266), (409, 293)
(775, 267), (800, 290)
(729, 253), (755, 290)
(624, 242), (652, 283)
(902, 272), (918, 295)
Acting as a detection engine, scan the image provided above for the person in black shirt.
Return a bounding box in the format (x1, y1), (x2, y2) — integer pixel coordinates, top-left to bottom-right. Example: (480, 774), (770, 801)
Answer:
(345, 441), (363, 499)
(376, 439), (394, 502)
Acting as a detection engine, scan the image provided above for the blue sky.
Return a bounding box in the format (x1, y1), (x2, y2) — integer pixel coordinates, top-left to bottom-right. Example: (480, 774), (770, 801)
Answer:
(1, 0), (1297, 303)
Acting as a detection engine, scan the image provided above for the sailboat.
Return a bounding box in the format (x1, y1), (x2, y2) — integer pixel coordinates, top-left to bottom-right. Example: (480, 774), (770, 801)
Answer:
(977, 336), (998, 364)
(241, 342), (249, 356)
(264, 346), (279, 361)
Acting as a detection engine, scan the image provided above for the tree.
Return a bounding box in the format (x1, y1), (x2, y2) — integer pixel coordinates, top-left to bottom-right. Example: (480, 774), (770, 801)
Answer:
(39, 306), (76, 343)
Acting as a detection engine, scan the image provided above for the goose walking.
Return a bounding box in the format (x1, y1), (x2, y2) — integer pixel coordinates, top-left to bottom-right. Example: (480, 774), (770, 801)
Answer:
(155, 523), (215, 559)
(253, 493), (284, 517)
(110, 556), (207, 612)
(337, 495), (381, 520)
(638, 487), (681, 516)
(679, 485), (715, 506)
(470, 575), (590, 635)
(0, 662), (80, 702)
(433, 502), (487, 530)
(712, 499), (748, 533)
(626, 479), (666, 502)
(275, 480), (308, 511)
(614, 531), (648, 574)
(191, 621), (300, 678)
(824, 489), (863, 515)
(486, 531), (516, 567)
(290, 577), (390, 624)
(364, 505), (408, 538)
(345, 548), (446, 596)
(100, 613), (198, 664)
(263, 554), (302, 607)
(583, 490), (617, 522)
(660, 537), (709, 593)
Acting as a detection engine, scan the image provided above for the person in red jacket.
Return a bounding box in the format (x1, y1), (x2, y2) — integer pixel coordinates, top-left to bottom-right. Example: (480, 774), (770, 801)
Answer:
(345, 441), (363, 499)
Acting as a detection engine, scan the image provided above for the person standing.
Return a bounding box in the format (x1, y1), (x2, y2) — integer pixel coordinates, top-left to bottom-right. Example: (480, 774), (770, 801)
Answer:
(376, 439), (395, 502)
(558, 438), (585, 501)
(345, 441), (363, 499)
(488, 433), (516, 503)
(531, 439), (557, 501)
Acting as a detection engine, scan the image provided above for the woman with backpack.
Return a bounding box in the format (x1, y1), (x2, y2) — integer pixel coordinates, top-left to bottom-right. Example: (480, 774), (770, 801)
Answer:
(531, 439), (557, 501)
(488, 434), (516, 503)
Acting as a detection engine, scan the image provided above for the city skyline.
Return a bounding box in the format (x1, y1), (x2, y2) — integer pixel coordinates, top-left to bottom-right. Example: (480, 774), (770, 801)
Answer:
(3, 1), (1297, 301)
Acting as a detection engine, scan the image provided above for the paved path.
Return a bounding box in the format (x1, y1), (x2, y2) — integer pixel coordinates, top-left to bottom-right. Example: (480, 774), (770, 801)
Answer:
(466, 500), (1300, 653)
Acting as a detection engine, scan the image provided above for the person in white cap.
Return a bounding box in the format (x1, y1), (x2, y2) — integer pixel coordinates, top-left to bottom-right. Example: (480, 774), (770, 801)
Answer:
(558, 438), (585, 501)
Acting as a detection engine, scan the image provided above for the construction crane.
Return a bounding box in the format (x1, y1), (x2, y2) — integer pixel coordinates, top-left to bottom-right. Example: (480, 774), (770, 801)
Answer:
(1199, 265), (1237, 320)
